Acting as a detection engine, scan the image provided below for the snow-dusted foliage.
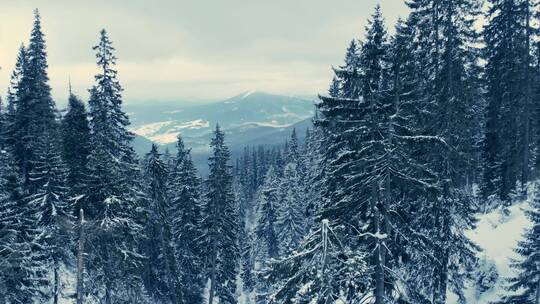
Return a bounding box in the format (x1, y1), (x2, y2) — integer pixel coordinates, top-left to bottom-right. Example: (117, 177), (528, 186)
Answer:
(3, 2), (540, 303)
(263, 220), (369, 303)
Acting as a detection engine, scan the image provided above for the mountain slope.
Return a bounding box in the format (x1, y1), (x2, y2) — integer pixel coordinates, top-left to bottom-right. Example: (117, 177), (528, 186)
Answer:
(128, 91), (315, 144)
(129, 91), (316, 172)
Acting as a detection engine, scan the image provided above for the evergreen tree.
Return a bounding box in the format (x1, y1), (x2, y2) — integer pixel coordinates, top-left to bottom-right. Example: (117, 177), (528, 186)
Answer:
(84, 29), (147, 303)
(0, 147), (39, 304)
(11, 9), (56, 187)
(168, 135), (205, 303)
(333, 39), (361, 99)
(240, 229), (255, 299)
(26, 130), (72, 304)
(254, 166), (280, 260)
(202, 125), (240, 304)
(61, 92), (90, 198)
(482, 0), (536, 201)
(4, 44), (27, 148)
(406, 0), (482, 302)
(276, 162), (306, 254)
(141, 144), (180, 303)
(263, 220), (369, 303)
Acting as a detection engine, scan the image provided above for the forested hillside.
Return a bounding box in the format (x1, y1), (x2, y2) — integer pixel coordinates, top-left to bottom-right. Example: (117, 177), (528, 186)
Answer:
(2, 1), (540, 303)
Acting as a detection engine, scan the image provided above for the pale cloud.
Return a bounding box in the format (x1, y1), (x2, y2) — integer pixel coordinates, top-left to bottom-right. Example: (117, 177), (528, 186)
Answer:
(0, 0), (408, 105)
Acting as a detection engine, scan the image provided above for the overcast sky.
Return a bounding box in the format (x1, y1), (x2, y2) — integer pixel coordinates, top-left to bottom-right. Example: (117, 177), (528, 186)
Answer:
(0, 0), (409, 105)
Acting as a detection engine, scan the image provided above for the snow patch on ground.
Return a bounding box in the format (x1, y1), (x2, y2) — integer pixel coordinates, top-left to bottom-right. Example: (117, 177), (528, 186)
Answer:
(449, 197), (532, 303)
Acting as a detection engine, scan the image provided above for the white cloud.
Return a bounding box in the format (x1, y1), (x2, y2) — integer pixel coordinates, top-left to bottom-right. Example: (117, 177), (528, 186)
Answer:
(0, 0), (408, 104)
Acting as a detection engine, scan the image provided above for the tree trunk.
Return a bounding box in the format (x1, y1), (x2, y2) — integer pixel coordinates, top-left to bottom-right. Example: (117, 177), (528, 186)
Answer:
(104, 243), (112, 304)
(53, 265), (59, 304)
(162, 224), (179, 304)
(208, 239), (218, 304)
(372, 180), (385, 304)
(76, 208), (85, 304)
(522, 0), (531, 196)
(534, 278), (540, 304)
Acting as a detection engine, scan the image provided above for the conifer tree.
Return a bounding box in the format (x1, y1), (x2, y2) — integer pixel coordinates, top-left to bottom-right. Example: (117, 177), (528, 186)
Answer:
(61, 92), (90, 197)
(4, 44), (27, 147)
(263, 220), (369, 303)
(84, 29), (147, 303)
(482, 0), (536, 201)
(276, 162), (306, 254)
(405, 1), (482, 302)
(168, 135), (205, 303)
(0, 147), (39, 303)
(254, 166), (280, 260)
(240, 229), (255, 298)
(141, 144), (180, 303)
(26, 130), (72, 304)
(202, 125), (239, 304)
(12, 10), (56, 187)
(333, 40), (361, 99)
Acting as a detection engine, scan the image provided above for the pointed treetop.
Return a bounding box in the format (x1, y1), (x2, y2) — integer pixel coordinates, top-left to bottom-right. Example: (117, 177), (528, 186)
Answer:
(344, 39), (360, 68)
(328, 76), (341, 97)
(176, 134), (185, 152)
(150, 143), (159, 154)
(94, 28), (118, 70)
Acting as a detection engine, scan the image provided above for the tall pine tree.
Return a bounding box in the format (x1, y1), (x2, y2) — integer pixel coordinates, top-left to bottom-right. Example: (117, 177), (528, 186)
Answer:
(202, 125), (240, 304)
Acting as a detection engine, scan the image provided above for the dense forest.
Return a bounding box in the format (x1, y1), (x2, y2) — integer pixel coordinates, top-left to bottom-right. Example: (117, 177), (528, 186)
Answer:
(2, 0), (540, 303)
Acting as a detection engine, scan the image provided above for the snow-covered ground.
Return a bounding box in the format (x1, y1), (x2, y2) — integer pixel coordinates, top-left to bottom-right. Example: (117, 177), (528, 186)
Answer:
(449, 192), (534, 303)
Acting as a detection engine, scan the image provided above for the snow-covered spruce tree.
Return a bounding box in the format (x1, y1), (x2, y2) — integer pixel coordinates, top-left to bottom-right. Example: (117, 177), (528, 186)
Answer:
(167, 135), (205, 303)
(252, 166), (280, 303)
(202, 125), (240, 304)
(61, 92), (90, 199)
(316, 6), (472, 302)
(285, 128), (301, 165)
(262, 219), (369, 303)
(4, 44), (27, 148)
(482, 0), (537, 202)
(236, 147), (254, 225)
(83, 29), (148, 303)
(240, 228), (256, 299)
(318, 7), (395, 302)
(328, 76), (341, 98)
(0, 146), (40, 303)
(333, 39), (361, 100)
(11, 10), (57, 188)
(496, 184), (540, 303)
(141, 144), (180, 303)
(405, 0), (482, 302)
(26, 130), (72, 304)
(254, 166), (280, 260)
(302, 125), (326, 231)
(276, 162), (306, 254)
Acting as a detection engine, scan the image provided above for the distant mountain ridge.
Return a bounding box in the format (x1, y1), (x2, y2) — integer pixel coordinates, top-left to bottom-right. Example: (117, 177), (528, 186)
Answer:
(128, 91), (317, 170)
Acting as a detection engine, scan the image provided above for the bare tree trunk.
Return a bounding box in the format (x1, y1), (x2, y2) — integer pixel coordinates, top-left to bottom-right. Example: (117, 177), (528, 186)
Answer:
(76, 208), (85, 304)
(522, 0), (532, 195)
